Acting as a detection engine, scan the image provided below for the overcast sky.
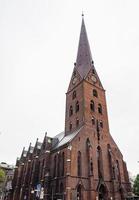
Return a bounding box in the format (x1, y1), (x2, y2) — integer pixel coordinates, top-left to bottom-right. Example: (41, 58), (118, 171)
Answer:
(0, 0), (139, 176)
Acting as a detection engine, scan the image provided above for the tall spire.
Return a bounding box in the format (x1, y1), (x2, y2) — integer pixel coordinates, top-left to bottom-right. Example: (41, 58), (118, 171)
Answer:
(75, 16), (93, 78)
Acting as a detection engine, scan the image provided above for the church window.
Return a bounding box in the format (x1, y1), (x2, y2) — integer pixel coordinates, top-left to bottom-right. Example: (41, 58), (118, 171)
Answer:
(97, 146), (103, 178)
(69, 123), (72, 131)
(69, 106), (73, 116)
(90, 100), (95, 111)
(75, 101), (79, 112)
(90, 159), (93, 175)
(76, 118), (79, 127)
(98, 103), (102, 114)
(72, 91), (76, 99)
(57, 153), (61, 177)
(100, 121), (103, 128)
(77, 151), (82, 176)
(92, 117), (95, 125)
(53, 155), (56, 177)
(93, 89), (98, 97)
(77, 184), (82, 200)
(60, 182), (64, 194)
(61, 152), (64, 176)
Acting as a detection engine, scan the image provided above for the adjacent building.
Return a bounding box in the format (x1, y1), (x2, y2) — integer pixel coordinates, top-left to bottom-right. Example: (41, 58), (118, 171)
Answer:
(12, 17), (131, 200)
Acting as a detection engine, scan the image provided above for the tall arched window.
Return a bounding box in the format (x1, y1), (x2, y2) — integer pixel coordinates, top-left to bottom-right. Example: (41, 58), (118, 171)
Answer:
(97, 146), (103, 178)
(90, 100), (95, 111)
(75, 101), (79, 112)
(77, 151), (82, 176)
(98, 103), (102, 114)
(57, 153), (61, 177)
(76, 118), (79, 127)
(69, 122), (72, 131)
(77, 184), (82, 200)
(53, 155), (56, 177)
(69, 106), (73, 116)
(60, 182), (64, 196)
(61, 152), (64, 176)
(93, 89), (98, 97)
(107, 144), (113, 180)
(72, 91), (76, 99)
(92, 117), (95, 125)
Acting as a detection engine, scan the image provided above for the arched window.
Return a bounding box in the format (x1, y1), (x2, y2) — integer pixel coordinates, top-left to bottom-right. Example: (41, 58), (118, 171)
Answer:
(72, 91), (76, 99)
(93, 89), (98, 97)
(61, 152), (64, 176)
(77, 151), (82, 176)
(107, 144), (113, 180)
(77, 184), (82, 200)
(100, 120), (103, 128)
(97, 146), (103, 178)
(92, 117), (95, 125)
(69, 122), (72, 131)
(57, 153), (61, 177)
(60, 182), (64, 194)
(76, 118), (79, 127)
(90, 159), (93, 175)
(69, 106), (73, 116)
(90, 100), (95, 111)
(53, 155), (56, 177)
(75, 101), (79, 112)
(98, 103), (102, 114)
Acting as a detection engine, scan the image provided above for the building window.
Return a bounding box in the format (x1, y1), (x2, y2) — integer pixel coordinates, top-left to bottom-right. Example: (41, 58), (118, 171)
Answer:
(92, 117), (95, 125)
(97, 146), (103, 178)
(90, 100), (95, 111)
(53, 155), (56, 177)
(69, 106), (73, 116)
(72, 91), (76, 99)
(77, 151), (82, 176)
(69, 123), (72, 131)
(76, 118), (79, 127)
(77, 184), (82, 200)
(100, 121), (103, 128)
(98, 104), (102, 114)
(93, 89), (98, 97)
(61, 152), (64, 176)
(75, 101), (79, 112)
(90, 159), (93, 175)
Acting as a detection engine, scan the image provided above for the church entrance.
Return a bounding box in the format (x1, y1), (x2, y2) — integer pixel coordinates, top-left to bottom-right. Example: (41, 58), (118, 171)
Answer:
(98, 184), (108, 200)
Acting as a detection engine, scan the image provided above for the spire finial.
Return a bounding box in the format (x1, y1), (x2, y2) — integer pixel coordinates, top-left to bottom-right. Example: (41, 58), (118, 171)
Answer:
(82, 11), (84, 18)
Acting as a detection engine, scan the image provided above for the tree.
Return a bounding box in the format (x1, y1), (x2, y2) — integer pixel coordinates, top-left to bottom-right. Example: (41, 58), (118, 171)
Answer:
(133, 174), (139, 196)
(0, 168), (5, 183)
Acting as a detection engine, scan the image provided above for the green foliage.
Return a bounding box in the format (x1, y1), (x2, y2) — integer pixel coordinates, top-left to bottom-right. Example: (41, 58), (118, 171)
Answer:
(0, 168), (5, 183)
(133, 174), (139, 196)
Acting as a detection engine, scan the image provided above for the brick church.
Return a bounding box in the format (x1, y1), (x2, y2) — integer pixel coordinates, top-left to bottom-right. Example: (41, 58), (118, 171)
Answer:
(11, 16), (131, 200)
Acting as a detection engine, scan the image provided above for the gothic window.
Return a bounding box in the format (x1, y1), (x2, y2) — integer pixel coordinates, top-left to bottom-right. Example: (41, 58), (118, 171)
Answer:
(100, 120), (103, 128)
(90, 100), (95, 111)
(60, 182), (64, 194)
(116, 160), (121, 181)
(107, 144), (113, 180)
(57, 153), (61, 177)
(61, 152), (64, 176)
(98, 103), (102, 114)
(77, 184), (82, 200)
(90, 159), (93, 175)
(75, 101), (79, 112)
(53, 155), (56, 177)
(77, 151), (82, 176)
(76, 118), (79, 127)
(69, 106), (73, 116)
(72, 91), (76, 99)
(97, 146), (103, 178)
(93, 89), (98, 97)
(69, 122), (72, 131)
(92, 117), (95, 125)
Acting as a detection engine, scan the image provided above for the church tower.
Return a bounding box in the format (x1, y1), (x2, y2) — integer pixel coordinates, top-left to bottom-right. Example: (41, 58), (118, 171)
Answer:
(64, 16), (131, 200)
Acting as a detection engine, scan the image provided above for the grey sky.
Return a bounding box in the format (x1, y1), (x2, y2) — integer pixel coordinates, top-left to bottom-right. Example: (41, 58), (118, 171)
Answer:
(0, 0), (139, 176)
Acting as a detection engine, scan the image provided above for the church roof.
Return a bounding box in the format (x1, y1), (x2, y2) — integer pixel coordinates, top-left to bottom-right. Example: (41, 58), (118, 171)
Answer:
(52, 126), (83, 150)
(75, 16), (93, 78)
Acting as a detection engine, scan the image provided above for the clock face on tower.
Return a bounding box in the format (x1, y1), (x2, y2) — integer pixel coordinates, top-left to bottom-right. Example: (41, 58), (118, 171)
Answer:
(72, 77), (77, 85)
(91, 75), (97, 83)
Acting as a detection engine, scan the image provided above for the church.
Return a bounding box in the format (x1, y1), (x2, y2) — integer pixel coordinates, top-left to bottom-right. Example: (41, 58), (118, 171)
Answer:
(11, 16), (131, 200)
